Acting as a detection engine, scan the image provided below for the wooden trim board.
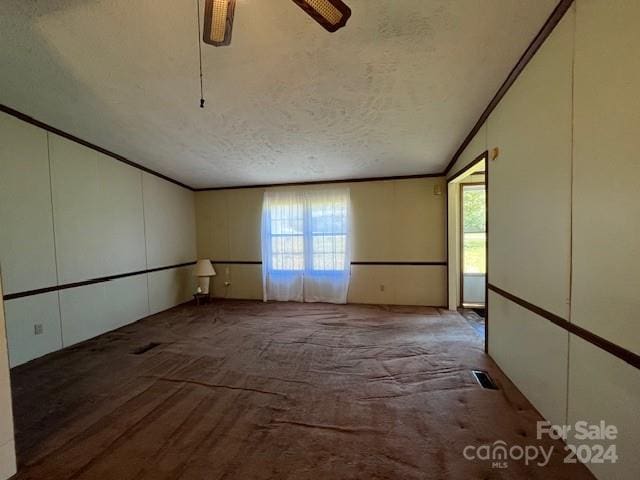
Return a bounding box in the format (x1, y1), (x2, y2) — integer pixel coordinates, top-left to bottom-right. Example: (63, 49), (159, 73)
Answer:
(488, 283), (640, 371)
(2, 262), (197, 301)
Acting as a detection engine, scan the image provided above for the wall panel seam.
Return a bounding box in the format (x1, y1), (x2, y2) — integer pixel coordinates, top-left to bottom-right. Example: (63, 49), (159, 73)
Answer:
(46, 133), (65, 347)
(565, 1), (577, 427)
(140, 172), (151, 313)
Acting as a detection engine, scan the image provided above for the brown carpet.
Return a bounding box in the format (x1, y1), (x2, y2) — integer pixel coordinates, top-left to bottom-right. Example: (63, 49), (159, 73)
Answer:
(10, 300), (594, 479)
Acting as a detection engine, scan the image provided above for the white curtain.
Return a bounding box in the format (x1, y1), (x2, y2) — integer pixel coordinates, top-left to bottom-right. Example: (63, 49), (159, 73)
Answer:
(261, 188), (351, 304)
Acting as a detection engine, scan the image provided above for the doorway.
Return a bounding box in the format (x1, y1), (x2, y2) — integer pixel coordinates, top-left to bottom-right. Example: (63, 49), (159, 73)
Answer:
(447, 152), (488, 347)
(461, 183), (486, 308)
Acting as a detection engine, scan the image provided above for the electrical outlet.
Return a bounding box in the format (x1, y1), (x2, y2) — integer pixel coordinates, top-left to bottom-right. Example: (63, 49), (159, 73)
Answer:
(379, 284), (385, 292)
(34, 324), (43, 335)
(225, 267), (230, 276)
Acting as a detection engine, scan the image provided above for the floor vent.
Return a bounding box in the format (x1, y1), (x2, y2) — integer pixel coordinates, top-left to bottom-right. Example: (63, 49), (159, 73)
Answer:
(471, 370), (498, 390)
(132, 342), (161, 355)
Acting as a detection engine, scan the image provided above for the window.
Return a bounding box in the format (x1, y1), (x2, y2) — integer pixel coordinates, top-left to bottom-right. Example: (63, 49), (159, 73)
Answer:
(461, 183), (486, 308)
(270, 200), (304, 271)
(462, 184), (486, 274)
(310, 200), (348, 272)
(261, 188), (351, 303)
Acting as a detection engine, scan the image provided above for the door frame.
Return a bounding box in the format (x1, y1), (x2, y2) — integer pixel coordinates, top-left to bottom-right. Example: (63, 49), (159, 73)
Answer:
(459, 182), (486, 309)
(447, 151), (489, 352)
(0, 272), (17, 476)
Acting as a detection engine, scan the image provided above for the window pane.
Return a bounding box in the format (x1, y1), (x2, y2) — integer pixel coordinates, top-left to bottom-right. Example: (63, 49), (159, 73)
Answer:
(269, 198), (305, 271)
(462, 187), (486, 233)
(311, 203), (346, 234)
(313, 253), (346, 271)
(462, 185), (486, 274)
(463, 232), (486, 274)
(272, 235), (303, 254)
(312, 235), (345, 254)
(309, 196), (347, 271)
(312, 234), (346, 271)
(271, 235), (304, 271)
(270, 204), (303, 235)
(273, 253), (304, 271)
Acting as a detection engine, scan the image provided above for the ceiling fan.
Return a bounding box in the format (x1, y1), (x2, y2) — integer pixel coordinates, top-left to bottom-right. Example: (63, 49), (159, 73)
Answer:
(202, 0), (352, 47)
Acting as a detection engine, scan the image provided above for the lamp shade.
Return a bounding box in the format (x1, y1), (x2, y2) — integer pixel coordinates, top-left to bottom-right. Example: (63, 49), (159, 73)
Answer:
(291, 0), (351, 33)
(203, 0), (236, 46)
(194, 259), (216, 277)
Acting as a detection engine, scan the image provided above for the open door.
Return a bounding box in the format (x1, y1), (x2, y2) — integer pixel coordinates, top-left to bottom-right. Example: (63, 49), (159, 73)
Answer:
(461, 183), (486, 307)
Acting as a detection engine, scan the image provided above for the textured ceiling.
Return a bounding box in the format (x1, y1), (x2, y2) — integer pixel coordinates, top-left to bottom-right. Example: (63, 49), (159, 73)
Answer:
(0, 0), (557, 188)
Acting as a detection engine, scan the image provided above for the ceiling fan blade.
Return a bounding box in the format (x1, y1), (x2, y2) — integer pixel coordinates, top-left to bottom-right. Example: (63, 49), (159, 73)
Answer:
(291, 0), (352, 33)
(203, 0), (236, 46)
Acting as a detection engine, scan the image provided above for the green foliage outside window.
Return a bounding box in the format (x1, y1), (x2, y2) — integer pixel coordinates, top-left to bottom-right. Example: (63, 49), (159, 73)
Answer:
(463, 188), (486, 233)
(463, 187), (486, 274)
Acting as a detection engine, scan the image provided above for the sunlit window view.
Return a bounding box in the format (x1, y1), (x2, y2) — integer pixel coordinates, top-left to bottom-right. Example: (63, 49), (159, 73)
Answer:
(462, 183), (486, 307)
(267, 197), (348, 272)
(462, 185), (486, 274)
(310, 203), (347, 271)
(269, 202), (305, 271)
(261, 189), (351, 305)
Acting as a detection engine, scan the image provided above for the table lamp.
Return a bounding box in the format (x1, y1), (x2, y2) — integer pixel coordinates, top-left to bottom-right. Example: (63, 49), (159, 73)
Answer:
(194, 259), (216, 295)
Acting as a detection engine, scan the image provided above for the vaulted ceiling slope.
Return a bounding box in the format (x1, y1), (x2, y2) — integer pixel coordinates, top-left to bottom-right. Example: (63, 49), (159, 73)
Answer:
(0, 0), (557, 188)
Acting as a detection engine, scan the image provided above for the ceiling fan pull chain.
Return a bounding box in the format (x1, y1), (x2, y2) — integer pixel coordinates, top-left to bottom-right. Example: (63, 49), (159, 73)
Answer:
(196, 0), (206, 108)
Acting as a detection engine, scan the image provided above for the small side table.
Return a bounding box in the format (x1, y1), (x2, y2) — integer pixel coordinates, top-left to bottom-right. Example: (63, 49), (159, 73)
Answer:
(193, 292), (210, 306)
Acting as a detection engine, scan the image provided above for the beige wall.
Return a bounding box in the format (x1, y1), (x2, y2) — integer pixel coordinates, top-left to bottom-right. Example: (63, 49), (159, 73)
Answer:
(0, 116), (57, 295)
(49, 135), (148, 283)
(0, 111), (197, 367)
(488, 7), (573, 318)
(566, 2), (640, 478)
(143, 173), (197, 268)
(489, 291), (569, 425)
(148, 265), (196, 315)
(0, 279), (16, 479)
(571, 0), (639, 357)
(466, 3), (639, 479)
(196, 177), (447, 306)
